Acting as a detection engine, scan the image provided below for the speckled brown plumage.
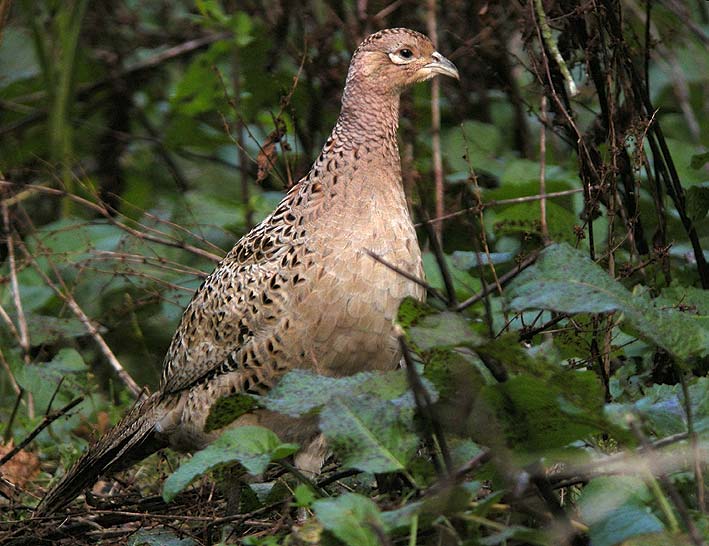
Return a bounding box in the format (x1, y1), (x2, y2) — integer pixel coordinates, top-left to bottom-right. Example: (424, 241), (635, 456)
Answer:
(37, 27), (459, 515)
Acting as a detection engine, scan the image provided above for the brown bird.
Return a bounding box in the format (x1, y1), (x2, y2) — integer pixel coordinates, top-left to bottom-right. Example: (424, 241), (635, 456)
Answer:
(37, 27), (459, 515)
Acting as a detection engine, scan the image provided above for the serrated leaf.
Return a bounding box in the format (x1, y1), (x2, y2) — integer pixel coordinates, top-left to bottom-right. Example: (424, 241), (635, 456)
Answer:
(605, 376), (709, 436)
(319, 394), (418, 473)
(162, 425), (298, 502)
(507, 243), (709, 360)
(686, 184), (709, 222)
(480, 373), (605, 451)
(128, 529), (197, 546)
(262, 370), (375, 417)
(578, 476), (665, 546)
(313, 493), (384, 546)
(262, 369), (427, 418)
(408, 311), (483, 351)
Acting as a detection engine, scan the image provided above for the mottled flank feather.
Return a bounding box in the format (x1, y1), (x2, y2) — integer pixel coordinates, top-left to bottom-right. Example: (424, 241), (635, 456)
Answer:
(36, 28), (458, 515)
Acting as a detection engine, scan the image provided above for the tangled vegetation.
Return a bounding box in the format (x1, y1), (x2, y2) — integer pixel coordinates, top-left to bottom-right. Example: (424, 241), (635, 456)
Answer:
(0, 1), (707, 544)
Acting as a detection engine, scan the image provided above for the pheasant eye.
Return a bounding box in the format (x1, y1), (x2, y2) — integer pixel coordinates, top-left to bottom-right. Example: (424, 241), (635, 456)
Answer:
(399, 48), (413, 59)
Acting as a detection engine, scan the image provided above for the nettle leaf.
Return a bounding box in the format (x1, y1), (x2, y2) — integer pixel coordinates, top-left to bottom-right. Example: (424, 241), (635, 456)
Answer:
(262, 370), (369, 417)
(313, 493), (384, 546)
(578, 476), (665, 546)
(320, 394), (418, 473)
(686, 183), (709, 222)
(381, 483), (480, 532)
(128, 529), (198, 546)
(162, 425), (298, 502)
(480, 372), (605, 451)
(262, 368), (431, 418)
(204, 393), (259, 433)
(605, 376), (709, 436)
(408, 311), (484, 351)
(422, 252), (482, 301)
(13, 348), (87, 412)
(507, 243), (709, 360)
(24, 314), (93, 345)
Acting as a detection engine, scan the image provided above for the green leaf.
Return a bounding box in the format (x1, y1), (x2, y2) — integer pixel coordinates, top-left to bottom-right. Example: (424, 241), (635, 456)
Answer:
(13, 348), (86, 412)
(422, 252), (482, 300)
(480, 372), (605, 451)
(319, 394), (418, 473)
(690, 151), (709, 170)
(204, 393), (259, 433)
(262, 369), (425, 418)
(313, 493), (384, 546)
(128, 529), (198, 546)
(507, 243), (709, 360)
(262, 370), (376, 417)
(605, 376), (709, 436)
(578, 476), (665, 546)
(686, 183), (709, 222)
(408, 311), (483, 351)
(162, 425), (298, 502)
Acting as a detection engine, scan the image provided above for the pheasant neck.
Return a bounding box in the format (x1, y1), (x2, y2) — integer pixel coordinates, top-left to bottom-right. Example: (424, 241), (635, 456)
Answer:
(333, 84), (401, 149)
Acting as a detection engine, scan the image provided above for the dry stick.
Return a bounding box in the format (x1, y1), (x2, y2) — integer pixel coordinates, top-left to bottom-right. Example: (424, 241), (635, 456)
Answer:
(398, 334), (453, 476)
(232, 44), (253, 229)
(538, 96), (549, 244)
(414, 188), (586, 227)
(0, 181), (222, 263)
(603, 0), (708, 287)
(1, 201), (33, 419)
(628, 418), (704, 546)
(678, 371), (706, 514)
(418, 209), (456, 306)
(2, 389), (23, 444)
(527, 461), (581, 546)
(454, 251), (539, 312)
(0, 347), (20, 397)
(426, 0), (444, 243)
(18, 242), (142, 398)
(0, 397), (83, 469)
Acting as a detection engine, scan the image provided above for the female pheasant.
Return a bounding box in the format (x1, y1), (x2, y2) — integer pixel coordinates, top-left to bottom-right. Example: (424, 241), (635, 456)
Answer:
(37, 27), (458, 514)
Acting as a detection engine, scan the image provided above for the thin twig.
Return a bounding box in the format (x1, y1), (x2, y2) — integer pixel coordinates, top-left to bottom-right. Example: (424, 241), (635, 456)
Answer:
(17, 239), (142, 398)
(455, 251), (540, 312)
(418, 208), (456, 306)
(628, 417), (704, 546)
(426, 0), (444, 242)
(0, 397), (83, 469)
(366, 249), (447, 303)
(398, 334), (453, 476)
(0, 180), (222, 263)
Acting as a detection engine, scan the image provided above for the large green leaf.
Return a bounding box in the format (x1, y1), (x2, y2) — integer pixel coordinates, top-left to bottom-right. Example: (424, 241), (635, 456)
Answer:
(162, 425), (298, 502)
(507, 243), (709, 360)
(319, 394), (418, 473)
(605, 376), (709, 437)
(578, 476), (665, 546)
(480, 372), (605, 451)
(263, 368), (432, 418)
(313, 493), (384, 546)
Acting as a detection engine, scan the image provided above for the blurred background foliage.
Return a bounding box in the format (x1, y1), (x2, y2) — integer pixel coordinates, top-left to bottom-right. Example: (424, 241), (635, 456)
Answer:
(0, 0), (708, 544)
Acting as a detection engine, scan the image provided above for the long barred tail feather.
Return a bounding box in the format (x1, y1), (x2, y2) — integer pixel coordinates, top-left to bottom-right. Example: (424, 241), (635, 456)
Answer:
(35, 393), (167, 515)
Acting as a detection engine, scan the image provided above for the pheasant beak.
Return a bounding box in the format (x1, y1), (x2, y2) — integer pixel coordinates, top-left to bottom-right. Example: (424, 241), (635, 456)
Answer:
(422, 51), (460, 80)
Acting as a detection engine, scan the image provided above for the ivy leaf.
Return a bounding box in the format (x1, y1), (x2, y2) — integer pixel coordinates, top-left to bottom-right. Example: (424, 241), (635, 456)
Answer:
(162, 426), (298, 502)
(319, 394), (418, 473)
(313, 493), (384, 546)
(578, 476), (665, 546)
(507, 243), (709, 360)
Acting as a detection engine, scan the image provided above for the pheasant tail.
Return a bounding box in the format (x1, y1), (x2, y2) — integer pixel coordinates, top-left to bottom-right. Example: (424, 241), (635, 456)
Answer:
(35, 393), (167, 515)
